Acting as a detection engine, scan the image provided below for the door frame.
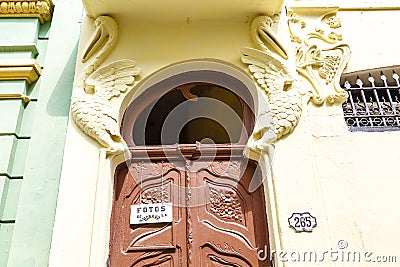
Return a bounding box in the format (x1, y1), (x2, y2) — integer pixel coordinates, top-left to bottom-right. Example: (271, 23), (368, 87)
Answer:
(50, 59), (278, 267)
(110, 143), (270, 266)
(110, 59), (273, 265)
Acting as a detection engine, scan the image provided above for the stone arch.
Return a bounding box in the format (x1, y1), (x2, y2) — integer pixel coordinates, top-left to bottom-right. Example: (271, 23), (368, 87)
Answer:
(119, 59), (263, 148)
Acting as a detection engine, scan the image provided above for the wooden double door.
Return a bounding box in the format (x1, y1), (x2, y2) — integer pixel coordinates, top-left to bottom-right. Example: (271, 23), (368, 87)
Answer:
(109, 145), (270, 266)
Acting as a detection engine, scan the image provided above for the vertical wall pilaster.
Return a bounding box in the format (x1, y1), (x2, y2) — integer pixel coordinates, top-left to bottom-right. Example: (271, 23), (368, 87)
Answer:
(0, 0), (83, 266)
(0, 16), (43, 266)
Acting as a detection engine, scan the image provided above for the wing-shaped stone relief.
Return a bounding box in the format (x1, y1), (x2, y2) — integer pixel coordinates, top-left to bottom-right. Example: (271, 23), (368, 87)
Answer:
(71, 16), (141, 154)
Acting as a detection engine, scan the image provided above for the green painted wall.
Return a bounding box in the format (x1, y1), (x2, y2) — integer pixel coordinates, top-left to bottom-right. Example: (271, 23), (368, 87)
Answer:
(0, 0), (83, 266)
(0, 17), (40, 266)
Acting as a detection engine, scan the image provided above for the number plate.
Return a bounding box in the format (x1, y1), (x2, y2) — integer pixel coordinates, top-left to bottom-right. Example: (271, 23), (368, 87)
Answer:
(288, 212), (317, 232)
(130, 203), (173, 224)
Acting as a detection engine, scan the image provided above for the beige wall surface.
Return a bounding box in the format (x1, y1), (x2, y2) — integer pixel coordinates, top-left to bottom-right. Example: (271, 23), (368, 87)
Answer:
(271, 1), (400, 266)
(340, 10), (400, 72)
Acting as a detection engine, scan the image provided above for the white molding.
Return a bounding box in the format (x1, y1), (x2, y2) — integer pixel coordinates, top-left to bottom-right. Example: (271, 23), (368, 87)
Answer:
(288, 0), (400, 11)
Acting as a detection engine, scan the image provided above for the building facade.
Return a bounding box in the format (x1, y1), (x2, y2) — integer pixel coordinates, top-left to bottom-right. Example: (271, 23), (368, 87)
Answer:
(0, 0), (399, 266)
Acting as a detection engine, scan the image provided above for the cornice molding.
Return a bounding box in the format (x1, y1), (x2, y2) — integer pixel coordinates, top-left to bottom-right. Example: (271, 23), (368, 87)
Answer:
(0, 93), (30, 103)
(0, 0), (53, 23)
(0, 43), (38, 57)
(0, 59), (42, 83)
(82, 0), (284, 20)
(288, 0), (400, 11)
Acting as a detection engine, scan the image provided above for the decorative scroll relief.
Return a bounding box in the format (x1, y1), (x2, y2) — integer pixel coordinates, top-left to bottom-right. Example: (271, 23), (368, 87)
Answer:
(212, 242), (239, 254)
(209, 160), (241, 178)
(209, 254), (240, 265)
(242, 16), (303, 150)
(0, 0), (52, 23)
(287, 9), (351, 105)
(70, 16), (141, 155)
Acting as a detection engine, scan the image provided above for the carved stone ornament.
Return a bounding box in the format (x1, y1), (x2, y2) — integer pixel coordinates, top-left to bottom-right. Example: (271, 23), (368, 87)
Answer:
(71, 16), (141, 154)
(242, 16), (303, 151)
(287, 9), (351, 104)
(0, 0), (53, 23)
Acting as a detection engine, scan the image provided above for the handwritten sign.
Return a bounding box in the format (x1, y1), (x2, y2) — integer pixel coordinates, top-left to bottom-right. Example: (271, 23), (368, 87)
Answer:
(130, 203), (173, 224)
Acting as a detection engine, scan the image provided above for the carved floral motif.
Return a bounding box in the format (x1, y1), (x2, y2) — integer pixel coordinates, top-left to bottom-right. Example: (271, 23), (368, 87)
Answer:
(141, 187), (169, 204)
(209, 161), (241, 178)
(209, 187), (243, 223)
(288, 9), (351, 104)
(242, 12), (351, 150)
(185, 159), (193, 265)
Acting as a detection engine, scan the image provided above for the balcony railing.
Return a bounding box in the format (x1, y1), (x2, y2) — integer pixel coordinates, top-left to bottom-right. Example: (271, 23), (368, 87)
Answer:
(341, 67), (400, 131)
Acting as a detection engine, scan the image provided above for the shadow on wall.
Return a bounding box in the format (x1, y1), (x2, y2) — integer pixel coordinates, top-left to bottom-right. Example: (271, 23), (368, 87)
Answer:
(46, 42), (79, 116)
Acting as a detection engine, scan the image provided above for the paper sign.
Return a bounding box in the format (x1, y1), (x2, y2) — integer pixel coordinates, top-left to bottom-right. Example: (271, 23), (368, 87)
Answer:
(130, 203), (173, 224)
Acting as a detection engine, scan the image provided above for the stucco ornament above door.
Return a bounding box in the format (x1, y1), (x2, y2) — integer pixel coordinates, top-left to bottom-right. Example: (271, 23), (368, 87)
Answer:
(70, 16), (141, 154)
(241, 16), (303, 151)
(242, 11), (350, 151)
(287, 8), (351, 105)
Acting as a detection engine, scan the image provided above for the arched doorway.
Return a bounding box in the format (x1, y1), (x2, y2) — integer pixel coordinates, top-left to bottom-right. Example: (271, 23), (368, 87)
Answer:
(109, 69), (270, 266)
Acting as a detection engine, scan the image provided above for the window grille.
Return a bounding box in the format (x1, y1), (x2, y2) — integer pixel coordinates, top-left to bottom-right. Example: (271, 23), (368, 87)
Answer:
(341, 68), (400, 131)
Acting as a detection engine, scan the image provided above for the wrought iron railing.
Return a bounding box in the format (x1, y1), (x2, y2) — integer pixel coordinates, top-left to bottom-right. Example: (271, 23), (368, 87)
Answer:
(341, 67), (400, 131)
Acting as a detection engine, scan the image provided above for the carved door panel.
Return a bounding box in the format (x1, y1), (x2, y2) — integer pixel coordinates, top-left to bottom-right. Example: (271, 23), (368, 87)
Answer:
(189, 159), (269, 266)
(110, 161), (187, 266)
(109, 146), (270, 267)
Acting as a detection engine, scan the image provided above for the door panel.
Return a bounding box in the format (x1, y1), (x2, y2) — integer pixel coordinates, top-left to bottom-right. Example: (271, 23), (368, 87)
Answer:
(109, 146), (270, 267)
(110, 161), (186, 266)
(189, 160), (269, 267)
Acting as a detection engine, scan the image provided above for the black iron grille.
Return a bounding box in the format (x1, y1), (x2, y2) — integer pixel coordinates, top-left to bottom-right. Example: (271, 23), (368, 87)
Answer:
(341, 69), (400, 132)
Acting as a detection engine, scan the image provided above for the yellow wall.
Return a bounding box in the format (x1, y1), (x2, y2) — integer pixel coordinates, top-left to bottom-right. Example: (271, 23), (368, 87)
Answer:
(268, 3), (400, 266)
